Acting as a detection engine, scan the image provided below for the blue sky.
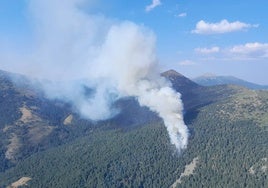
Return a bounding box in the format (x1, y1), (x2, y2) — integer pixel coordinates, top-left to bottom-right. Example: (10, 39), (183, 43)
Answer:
(1, 0), (268, 84)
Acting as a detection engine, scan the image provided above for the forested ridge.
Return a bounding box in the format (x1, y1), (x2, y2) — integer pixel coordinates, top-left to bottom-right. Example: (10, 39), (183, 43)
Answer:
(1, 90), (267, 187)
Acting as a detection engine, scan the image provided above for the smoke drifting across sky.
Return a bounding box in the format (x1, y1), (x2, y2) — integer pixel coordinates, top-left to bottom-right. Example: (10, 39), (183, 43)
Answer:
(1, 0), (188, 151)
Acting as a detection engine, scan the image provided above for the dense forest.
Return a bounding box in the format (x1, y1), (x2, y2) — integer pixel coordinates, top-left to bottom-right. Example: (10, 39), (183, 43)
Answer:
(0, 70), (267, 187)
(0, 88), (267, 187)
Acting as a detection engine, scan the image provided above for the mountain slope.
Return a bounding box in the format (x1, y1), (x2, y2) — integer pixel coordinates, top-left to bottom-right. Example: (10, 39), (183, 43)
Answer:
(162, 70), (241, 112)
(193, 74), (268, 90)
(0, 83), (267, 188)
(162, 70), (200, 93)
(0, 69), (171, 172)
(0, 70), (97, 172)
(0, 69), (243, 172)
(0, 69), (267, 187)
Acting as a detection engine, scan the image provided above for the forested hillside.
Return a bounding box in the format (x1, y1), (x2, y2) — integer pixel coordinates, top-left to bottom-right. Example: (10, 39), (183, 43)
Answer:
(0, 69), (267, 187)
(0, 70), (96, 172)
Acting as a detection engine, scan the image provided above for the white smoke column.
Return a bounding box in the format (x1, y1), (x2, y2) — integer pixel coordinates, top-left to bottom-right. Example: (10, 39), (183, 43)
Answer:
(0, 0), (189, 150)
(90, 22), (189, 150)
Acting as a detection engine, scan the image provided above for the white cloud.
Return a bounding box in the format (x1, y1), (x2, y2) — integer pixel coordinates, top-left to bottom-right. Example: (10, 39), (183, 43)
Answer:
(195, 46), (220, 54)
(229, 42), (268, 58)
(145, 0), (161, 12)
(192, 19), (258, 34)
(194, 43), (268, 61)
(177, 12), (187, 18)
(179, 60), (195, 66)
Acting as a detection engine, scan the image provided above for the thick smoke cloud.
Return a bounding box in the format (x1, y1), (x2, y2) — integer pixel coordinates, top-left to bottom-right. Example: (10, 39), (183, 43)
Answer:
(0, 0), (188, 151)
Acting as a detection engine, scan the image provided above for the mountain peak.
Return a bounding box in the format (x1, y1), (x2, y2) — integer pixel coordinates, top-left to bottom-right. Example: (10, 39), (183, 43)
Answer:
(161, 69), (201, 106)
(199, 73), (217, 78)
(161, 69), (183, 77)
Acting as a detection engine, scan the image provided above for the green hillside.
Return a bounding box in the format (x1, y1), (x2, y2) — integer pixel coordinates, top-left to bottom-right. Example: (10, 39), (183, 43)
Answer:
(0, 70), (96, 172)
(0, 70), (267, 187)
(0, 87), (267, 188)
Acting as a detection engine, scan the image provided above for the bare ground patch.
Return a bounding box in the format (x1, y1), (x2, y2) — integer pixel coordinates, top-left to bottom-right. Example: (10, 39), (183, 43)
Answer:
(171, 157), (199, 188)
(63, 114), (73, 125)
(18, 105), (41, 124)
(5, 133), (22, 162)
(8, 177), (32, 188)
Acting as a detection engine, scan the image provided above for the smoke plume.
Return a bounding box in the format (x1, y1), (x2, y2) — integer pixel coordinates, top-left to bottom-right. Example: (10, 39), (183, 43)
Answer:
(0, 0), (188, 150)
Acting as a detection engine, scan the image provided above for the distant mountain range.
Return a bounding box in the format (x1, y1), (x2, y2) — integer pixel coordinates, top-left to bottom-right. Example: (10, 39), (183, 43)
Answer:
(193, 74), (268, 90)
